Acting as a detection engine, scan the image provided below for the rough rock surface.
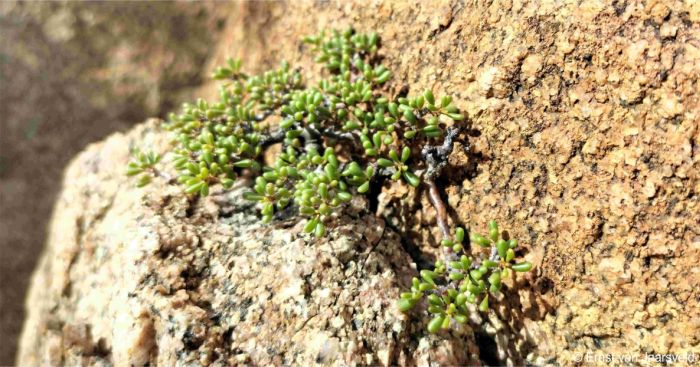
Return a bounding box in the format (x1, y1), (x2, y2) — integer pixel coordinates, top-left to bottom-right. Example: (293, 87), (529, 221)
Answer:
(18, 0), (700, 366)
(18, 121), (482, 366)
(201, 1), (699, 365)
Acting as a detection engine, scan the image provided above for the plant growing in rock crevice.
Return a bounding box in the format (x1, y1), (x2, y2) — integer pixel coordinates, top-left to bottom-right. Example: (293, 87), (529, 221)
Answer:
(127, 27), (532, 334)
(398, 221), (532, 333)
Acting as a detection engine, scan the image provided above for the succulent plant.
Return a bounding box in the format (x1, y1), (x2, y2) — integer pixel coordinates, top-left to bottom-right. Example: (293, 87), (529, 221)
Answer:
(398, 221), (533, 333)
(127, 27), (533, 335)
(130, 28), (464, 236)
(126, 149), (161, 187)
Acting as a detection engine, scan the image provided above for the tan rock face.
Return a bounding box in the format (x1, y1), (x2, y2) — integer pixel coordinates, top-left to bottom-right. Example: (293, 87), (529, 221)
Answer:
(18, 0), (700, 366)
(201, 0), (700, 365)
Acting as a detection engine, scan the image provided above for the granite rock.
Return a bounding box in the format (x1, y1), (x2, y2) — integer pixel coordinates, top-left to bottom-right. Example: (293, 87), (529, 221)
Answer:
(203, 1), (699, 365)
(18, 121), (481, 366)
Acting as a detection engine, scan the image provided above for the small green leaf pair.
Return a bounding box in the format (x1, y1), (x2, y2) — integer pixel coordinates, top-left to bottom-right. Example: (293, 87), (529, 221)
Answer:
(126, 150), (161, 187)
(376, 146), (420, 187)
(440, 227), (466, 252)
(304, 217), (326, 238)
(212, 58), (243, 80)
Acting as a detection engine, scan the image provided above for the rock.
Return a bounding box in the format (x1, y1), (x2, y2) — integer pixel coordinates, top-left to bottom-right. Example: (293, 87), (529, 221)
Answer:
(520, 54), (543, 83)
(17, 1), (700, 366)
(0, 2), (229, 361)
(17, 120), (481, 366)
(201, 1), (700, 365)
(658, 92), (685, 119)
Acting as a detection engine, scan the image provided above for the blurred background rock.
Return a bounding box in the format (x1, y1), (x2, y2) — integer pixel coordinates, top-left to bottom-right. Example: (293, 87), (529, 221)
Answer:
(0, 1), (230, 363)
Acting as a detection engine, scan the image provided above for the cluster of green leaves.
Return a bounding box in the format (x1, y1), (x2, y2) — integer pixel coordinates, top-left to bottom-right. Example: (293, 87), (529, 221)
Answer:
(128, 27), (465, 237)
(244, 29), (464, 228)
(398, 221), (533, 333)
(126, 27), (536, 339)
(164, 61), (303, 197)
(126, 150), (161, 187)
(242, 145), (367, 236)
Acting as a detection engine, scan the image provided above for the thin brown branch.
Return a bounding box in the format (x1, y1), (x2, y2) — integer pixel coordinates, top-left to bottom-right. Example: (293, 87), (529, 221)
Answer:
(421, 125), (462, 240)
(425, 178), (450, 239)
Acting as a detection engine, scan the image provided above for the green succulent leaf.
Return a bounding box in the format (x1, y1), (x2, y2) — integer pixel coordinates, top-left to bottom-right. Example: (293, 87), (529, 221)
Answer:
(427, 315), (445, 334)
(512, 262), (533, 272)
(403, 171), (420, 187)
(470, 233), (491, 247)
(398, 298), (415, 312)
(488, 220), (499, 242)
(479, 294), (489, 312)
(377, 158), (394, 168)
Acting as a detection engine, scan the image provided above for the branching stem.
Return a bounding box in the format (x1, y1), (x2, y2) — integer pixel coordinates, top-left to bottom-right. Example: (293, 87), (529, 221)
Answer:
(425, 178), (450, 238)
(421, 125), (461, 179)
(421, 125), (462, 240)
(260, 129), (285, 147)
